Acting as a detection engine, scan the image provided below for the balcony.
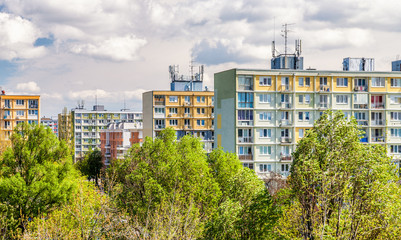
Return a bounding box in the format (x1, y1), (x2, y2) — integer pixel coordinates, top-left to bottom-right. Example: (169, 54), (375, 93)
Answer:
(154, 101), (165, 106)
(280, 119), (292, 127)
(29, 104), (38, 109)
(239, 154), (253, 160)
(371, 120), (385, 126)
(184, 113), (191, 118)
(280, 85), (291, 92)
(3, 115), (11, 119)
(238, 137), (253, 143)
(319, 86), (330, 92)
(238, 120), (253, 126)
(184, 125), (192, 129)
(354, 86), (367, 92)
(356, 120), (368, 126)
(280, 103), (292, 109)
(280, 154), (292, 161)
(371, 103), (385, 109)
(353, 104), (368, 109)
(371, 136), (385, 142)
(280, 137), (292, 143)
(155, 125), (165, 129)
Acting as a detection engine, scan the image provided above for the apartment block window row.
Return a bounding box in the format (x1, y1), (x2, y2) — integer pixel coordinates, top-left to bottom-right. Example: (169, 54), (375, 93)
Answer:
(336, 78), (348, 87)
(238, 92), (254, 108)
(259, 76), (271, 86)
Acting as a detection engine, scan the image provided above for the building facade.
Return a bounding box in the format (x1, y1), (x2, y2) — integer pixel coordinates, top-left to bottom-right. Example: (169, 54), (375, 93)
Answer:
(143, 91), (214, 152)
(58, 108), (73, 146)
(0, 95), (40, 144)
(41, 116), (58, 136)
(100, 122), (143, 165)
(72, 105), (143, 161)
(214, 68), (401, 177)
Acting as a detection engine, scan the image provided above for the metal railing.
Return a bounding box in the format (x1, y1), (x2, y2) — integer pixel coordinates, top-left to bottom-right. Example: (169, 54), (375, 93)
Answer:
(280, 137), (292, 143)
(371, 136), (385, 142)
(371, 103), (385, 109)
(238, 154), (253, 160)
(238, 137), (253, 143)
(354, 86), (368, 92)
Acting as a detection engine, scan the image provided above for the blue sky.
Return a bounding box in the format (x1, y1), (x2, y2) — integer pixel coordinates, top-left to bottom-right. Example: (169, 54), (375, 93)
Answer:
(0, 0), (401, 117)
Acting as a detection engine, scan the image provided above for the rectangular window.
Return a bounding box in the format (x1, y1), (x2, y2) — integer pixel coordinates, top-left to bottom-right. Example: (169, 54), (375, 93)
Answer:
(299, 129), (304, 138)
(259, 76), (272, 86)
(259, 164), (272, 173)
(372, 77), (385, 87)
(299, 95), (304, 104)
(305, 94), (310, 104)
(259, 94), (271, 103)
(197, 120), (205, 126)
(243, 163), (254, 170)
(320, 77), (328, 86)
(28, 110), (38, 115)
(336, 78), (348, 87)
(155, 107), (165, 114)
(169, 108), (177, 114)
(390, 145), (401, 153)
(299, 77), (304, 87)
(238, 76), (253, 90)
(185, 96), (190, 103)
(16, 110), (24, 116)
(16, 99), (24, 105)
(390, 96), (401, 104)
(391, 112), (401, 120)
(169, 119), (178, 126)
(305, 112), (310, 120)
(259, 146), (272, 155)
(169, 96), (178, 102)
(298, 112), (303, 120)
(259, 112), (272, 121)
(238, 92), (254, 108)
(259, 129), (272, 138)
(237, 110), (253, 120)
(390, 129), (401, 137)
(336, 95), (348, 104)
(391, 78), (401, 87)
(305, 77), (310, 87)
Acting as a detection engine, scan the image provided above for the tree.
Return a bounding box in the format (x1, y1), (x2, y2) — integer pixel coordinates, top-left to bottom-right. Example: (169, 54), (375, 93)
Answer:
(76, 148), (104, 186)
(0, 123), (78, 236)
(277, 110), (401, 239)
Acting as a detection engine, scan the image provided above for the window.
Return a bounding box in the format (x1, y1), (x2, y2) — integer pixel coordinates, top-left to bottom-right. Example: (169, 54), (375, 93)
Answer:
(372, 77), (385, 87)
(238, 146), (252, 155)
(259, 94), (271, 103)
(259, 129), (272, 138)
(320, 77), (328, 86)
(28, 110), (38, 115)
(16, 99), (24, 105)
(238, 76), (253, 90)
(76, 126), (81, 130)
(299, 77), (304, 87)
(305, 77), (310, 87)
(4, 121), (10, 128)
(155, 107), (165, 114)
(169, 96), (178, 102)
(390, 96), (401, 104)
(184, 119), (190, 125)
(185, 96), (190, 103)
(259, 76), (271, 86)
(197, 120), (205, 126)
(305, 94), (310, 104)
(299, 95), (304, 104)
(4, 99), (10, 108)
(197, 108), (205, 114)
(259, 146), (272, 155)
(16, 110), (24, 116)
(169, 108), (177, 114)
(391, 112), (401, 120)
(355, 78), (366, 87)
(185, 107), (190, 114)
(243, 163), (254, 169)
(169, 119), (178, 126)
(281, 164), (290, 172)
(305, 112), (310, 120)
(391, 78), (401, 87)
(336, 78), (348, 87)
(299, 129), (304, 138)
(259, 164), (272, 172)
(390, 129), (401, 137)
(298, 112), (303, 120)
(259, 112), (272, 121)
(238, 110), (253, 120)
(336, 95), (348, 104)
(29, 100), (38, 108)
(238, 92), (254, 108)
(390, 145), (401, 153)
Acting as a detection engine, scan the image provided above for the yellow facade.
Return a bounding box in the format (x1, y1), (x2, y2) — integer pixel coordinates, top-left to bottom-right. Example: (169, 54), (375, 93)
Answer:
(332, 76), (353, 92)
(254, 75), (276, 91)
(0, 95), (40, 143)
(387, 78), (401, 93)
(294, 76), (315, 92)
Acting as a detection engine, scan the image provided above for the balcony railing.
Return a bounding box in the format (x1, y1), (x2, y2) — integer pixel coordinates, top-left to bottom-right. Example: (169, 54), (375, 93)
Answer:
(184, 125), (192, 129)
(238, 154), (253, 160)
(280, 119), (292, 126)
(29, 104), (38, 109)
(280, 85), (291, 92)
(371, 136), (385, 142)
(354, 86), (367, 92)
(354, 104), (368, 109)
(238, 120), (253, 126)
(280, 154), (292, 161)
(319, 103), (328, 109)
(280, 103), (292, 109)
(154, 101), (165, 106)
(371, 120), (384, 126)
(356, 120), (368, 126)
(280, 137), (292, 143)
(319, 86), (330, 92)
(238, 137), (253, 143)
(371, 103), (385, 109)
(155, 125), (165, 129)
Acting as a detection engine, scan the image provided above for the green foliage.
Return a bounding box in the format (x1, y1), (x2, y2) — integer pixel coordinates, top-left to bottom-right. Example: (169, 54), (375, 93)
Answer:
(0, 123), (78, 236)
(75, 148), (104, 185)
(276, 110), (401, 239)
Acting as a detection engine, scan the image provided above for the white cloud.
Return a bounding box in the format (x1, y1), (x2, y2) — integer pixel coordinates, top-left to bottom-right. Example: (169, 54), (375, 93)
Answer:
(69, 35), (146, 61)
(41, 92), (62, 100)
(68, 88), (146, 101)
(16, 81), (41, 92)
(0, 12), (46, 60)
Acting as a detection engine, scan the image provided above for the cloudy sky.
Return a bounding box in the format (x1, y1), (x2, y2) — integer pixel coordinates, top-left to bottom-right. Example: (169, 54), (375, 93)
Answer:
(0, 0), (401, 117)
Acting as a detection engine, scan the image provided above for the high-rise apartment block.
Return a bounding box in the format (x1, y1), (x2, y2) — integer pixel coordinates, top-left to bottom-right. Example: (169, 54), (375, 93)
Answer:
(214, 68), (401, 177)
(0, 94), (40, 144)
(72, 105), (142, 161)
(41, 116), (58, 136)
(100, 122), (143, 165)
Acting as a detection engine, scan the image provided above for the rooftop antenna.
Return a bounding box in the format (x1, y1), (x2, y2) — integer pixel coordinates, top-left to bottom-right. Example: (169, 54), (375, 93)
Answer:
(95, 90), (98, 106)
(281, 23), (295, 56)
(272, 17), (276, 58)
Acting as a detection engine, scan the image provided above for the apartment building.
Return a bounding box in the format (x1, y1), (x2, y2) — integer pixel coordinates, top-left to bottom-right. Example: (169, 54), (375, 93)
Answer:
(100, 122), (143, 165)
(58, 108), (73, 146)
(214, 68), (401, 177)
(0, 94), (40, 144)
(72, 105), (142, 161)
(41, 116), (58, 136)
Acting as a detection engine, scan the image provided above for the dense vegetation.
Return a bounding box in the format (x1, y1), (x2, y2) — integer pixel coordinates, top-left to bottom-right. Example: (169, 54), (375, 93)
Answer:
(1, 111), (401, 239)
